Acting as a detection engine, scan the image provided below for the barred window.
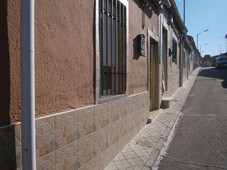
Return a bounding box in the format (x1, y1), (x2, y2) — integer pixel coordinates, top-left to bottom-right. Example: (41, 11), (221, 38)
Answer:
(100, 0), (126, 96)
(172, 39), (177, 63)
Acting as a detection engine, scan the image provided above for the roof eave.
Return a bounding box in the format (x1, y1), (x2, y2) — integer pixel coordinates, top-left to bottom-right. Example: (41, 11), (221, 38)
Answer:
(169, 0), (187, 33)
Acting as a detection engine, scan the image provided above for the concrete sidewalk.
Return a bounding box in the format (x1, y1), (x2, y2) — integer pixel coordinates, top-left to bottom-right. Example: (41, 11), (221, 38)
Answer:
(105, 68), (201, 170)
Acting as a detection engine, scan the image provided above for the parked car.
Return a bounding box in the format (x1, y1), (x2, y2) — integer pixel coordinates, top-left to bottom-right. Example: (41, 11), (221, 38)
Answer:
(216, 56), (227, 69)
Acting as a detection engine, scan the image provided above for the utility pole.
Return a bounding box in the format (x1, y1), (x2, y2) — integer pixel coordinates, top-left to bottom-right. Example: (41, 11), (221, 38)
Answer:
(219, 44), (222, 54)
(183, 0), (185, 23)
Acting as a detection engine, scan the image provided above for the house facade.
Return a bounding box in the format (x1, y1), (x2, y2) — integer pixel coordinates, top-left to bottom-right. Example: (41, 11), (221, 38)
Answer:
(158, 0), (187, 98)
(187, 35), (200, 76)
(0, 0), (197, 169)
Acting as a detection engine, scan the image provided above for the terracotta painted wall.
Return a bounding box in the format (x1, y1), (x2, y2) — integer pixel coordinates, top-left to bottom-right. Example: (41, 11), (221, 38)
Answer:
(128, 0), (159, 95)
(6, 0), (21, 124)
(4, 0), (160, 124)
(4, 0), (95, 124)
(35, 0), (95, 117)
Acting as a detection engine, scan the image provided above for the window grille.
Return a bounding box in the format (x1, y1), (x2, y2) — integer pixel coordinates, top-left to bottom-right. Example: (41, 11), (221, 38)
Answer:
(100, 0), (126, 96)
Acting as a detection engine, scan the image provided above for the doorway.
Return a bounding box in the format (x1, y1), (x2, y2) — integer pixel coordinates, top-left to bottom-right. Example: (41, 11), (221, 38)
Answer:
(149, 39), (159, 111)
(162, 27), (168, 93)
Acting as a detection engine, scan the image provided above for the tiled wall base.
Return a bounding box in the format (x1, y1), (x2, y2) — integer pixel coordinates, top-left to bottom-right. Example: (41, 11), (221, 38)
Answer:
(0, 91), (149, 170)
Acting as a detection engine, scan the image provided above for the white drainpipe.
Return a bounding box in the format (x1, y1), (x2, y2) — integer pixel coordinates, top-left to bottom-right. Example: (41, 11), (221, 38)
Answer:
(20, 0), (36, 169)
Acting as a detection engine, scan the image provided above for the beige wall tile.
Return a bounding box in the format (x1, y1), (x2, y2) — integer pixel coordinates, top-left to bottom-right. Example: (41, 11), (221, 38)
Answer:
(107, 100), (118, 124)
(117, 97), (127, 119)
(37, 152), (55, 170)
(125, 114), (133, 134)
(132, 126), (139, 137)
(94, 150), (108, 170)
(117, 118), (126, 139)
(108, 141), (118, 162)
(36, 117), (54, 158)
(77, 106), (95, 139)
(15, 124), (22, 168)
(132, 111), (139, 130)
(79, 159), (95, 170)
(54, 111), (77, 150)
(94, 126), (108, 156)
(125, 130), (133, 144)
(95, 103), (108, 130)
(55, 141), (77, 170)
(108, 121), (118, 146)
(127, 96), (133, 114)
(117, 136), (126, 153)
(77, 133), (95, 169)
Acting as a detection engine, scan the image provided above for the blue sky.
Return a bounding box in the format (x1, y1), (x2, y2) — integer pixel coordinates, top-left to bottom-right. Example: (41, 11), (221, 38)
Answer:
(175, 0), (227, 57)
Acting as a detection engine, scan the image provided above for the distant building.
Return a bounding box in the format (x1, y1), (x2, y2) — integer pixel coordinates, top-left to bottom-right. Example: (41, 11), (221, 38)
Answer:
(210, 52), (227, 67)
(201, 58), (212, 67)
(201, 52), (227, 67)
(187, 35), (200, 75)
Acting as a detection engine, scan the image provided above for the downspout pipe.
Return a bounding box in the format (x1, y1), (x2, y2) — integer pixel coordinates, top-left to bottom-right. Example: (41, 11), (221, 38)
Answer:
(20, 0), (36, 169)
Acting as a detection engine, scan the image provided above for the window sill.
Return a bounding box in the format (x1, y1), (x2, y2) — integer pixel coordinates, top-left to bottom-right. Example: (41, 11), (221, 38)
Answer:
(99, 94), (127, 104)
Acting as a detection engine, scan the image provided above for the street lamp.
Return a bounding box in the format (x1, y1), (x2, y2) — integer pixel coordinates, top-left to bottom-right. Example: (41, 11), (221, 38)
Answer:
(197, 29), (209, 49)
(200, 43), (208, 55)
(225, 34), (227, 53)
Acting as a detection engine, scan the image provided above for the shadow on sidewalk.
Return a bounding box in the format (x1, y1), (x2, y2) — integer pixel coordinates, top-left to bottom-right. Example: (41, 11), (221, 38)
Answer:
(198, 68), (227, 89)
(221, 80), (227, 88)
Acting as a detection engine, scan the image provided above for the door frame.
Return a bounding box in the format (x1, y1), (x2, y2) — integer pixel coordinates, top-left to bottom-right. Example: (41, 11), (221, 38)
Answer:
(147, 29), (160, 111)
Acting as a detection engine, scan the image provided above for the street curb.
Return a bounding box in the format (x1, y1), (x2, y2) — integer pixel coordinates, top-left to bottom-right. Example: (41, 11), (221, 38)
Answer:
(144, 68), (201, 169)
(105, 68), (202, 170)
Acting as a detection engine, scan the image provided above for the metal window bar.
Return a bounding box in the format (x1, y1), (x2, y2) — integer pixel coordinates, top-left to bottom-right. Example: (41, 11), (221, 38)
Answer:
(105, 0), (109, 95)
(121, 4), (124, 93)
(101, 0), (104, 95)
(100, 0), (126, 95)
(110, 0), (113, 94)
(118, 3), (122, 93)
(123, 6), (126, 93)
(114, 0), (117, 94)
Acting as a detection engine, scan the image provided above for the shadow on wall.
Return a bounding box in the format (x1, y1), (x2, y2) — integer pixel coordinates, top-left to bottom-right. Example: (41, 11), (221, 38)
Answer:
(0, 0), (18, 169)
(133, 0), (159, 19)
(0, 125), (18, 169)
(0, 0), (10, 126)
(133, 35), (141, 60)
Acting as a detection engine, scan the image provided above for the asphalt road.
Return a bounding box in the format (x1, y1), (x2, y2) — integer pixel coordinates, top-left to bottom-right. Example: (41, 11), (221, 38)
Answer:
(158, 67), (227, 170)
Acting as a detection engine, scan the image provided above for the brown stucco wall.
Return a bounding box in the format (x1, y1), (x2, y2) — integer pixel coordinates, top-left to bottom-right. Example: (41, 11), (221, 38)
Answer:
(5, 0), (161, 123)
(8, 0), (21, 124)
(35, 0), (95, 116)
(128, 0), (159, 95)
(4, 0), (95, 124)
